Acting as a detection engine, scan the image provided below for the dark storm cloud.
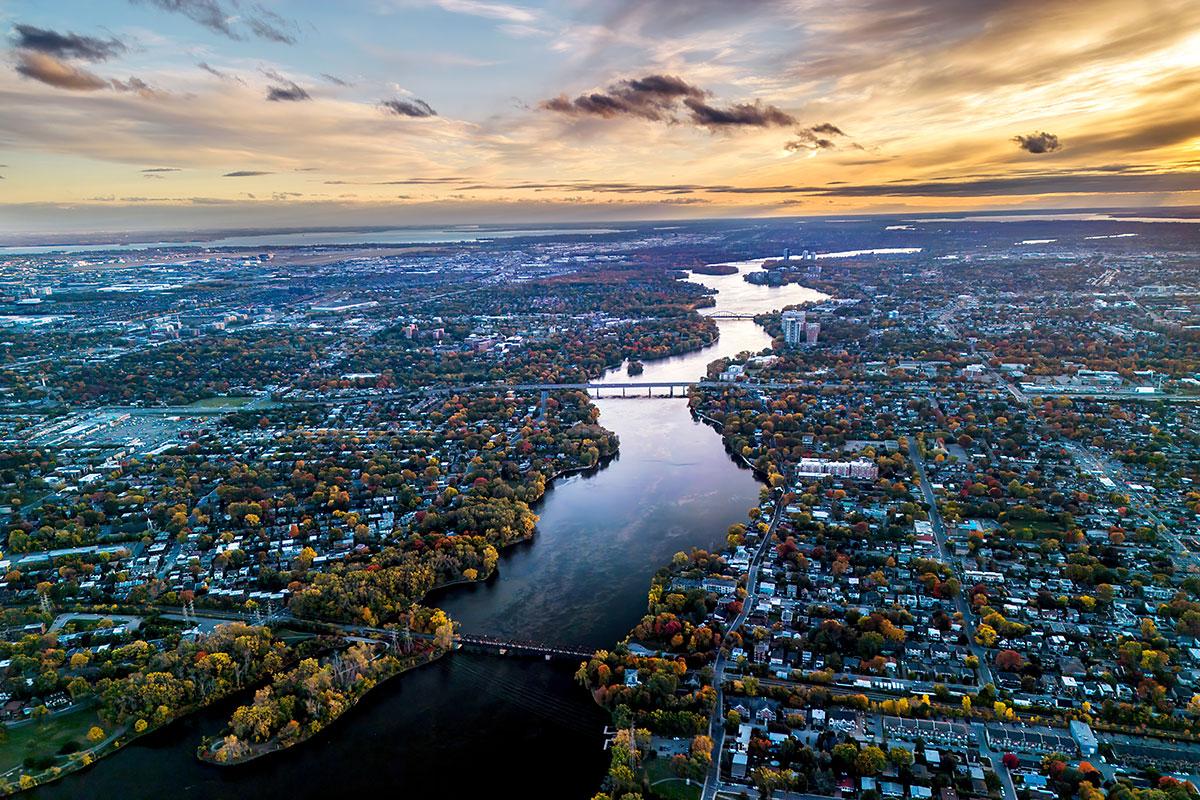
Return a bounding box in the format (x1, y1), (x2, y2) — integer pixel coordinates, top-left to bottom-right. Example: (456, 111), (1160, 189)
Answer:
(1013, 131), (1062, 154)
(130, 0), (298, 43)
(381, 98), (437, 117)
(542, 74), (792, 129)
(223, 170), (273, 177)
(683, 98), (794, 128)
(12, 24), (126, 61)
(15, 51), (109, 90)
(540, 73), (705, 121)
(624, 74), (704, 98)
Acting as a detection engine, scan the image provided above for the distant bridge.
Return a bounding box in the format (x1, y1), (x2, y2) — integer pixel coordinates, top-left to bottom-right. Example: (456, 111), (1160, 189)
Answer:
(702, 311), (759, 320)
(283, 379), (831, 406)
(429, 379), (811, 396)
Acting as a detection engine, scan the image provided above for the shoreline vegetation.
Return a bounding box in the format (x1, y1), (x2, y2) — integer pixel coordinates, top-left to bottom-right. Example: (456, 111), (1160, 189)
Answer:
(687, 264), (739, 276)
(189, 455), (614, 769)
(199, 639), (450, 766)
(0, 622), (297, 794)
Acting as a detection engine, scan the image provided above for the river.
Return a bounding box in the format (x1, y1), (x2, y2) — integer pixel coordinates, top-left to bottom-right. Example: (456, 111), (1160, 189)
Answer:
(31, 265), (824, 800)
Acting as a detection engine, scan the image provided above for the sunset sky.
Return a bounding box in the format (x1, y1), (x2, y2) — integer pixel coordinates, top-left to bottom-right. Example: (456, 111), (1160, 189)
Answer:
(1, 0), (1199, 234)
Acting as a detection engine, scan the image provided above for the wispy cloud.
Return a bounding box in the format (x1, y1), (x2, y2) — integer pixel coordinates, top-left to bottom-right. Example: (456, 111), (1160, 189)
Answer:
(130, 0), (299, 43)
(244, 6), (298, 44)
(381, 98), (438, 117)
(111, 75), (162, 97)
(15, 51), (110, 91)
(12, 25), (126, 61)
(433, 0), (538, 23)
(786, 123), (850, 152)
(198, 61), (245, 84)
(263, 70), (310, 102)
(323, 177), (465, 185)
(223, 170), (273, 177)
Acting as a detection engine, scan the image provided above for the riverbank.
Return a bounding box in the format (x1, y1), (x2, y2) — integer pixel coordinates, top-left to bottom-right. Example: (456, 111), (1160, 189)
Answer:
(22, 261), (817, 800)
(2, 627), (297, 794)
(198, 643), (449, 767)
(691, 404), (772, 481)
(579, 270), (815, 800)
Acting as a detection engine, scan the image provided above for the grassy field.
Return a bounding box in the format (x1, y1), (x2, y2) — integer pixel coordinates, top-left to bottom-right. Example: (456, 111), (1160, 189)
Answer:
(0, 705), (102, 775)
(644, 757), (702, 800)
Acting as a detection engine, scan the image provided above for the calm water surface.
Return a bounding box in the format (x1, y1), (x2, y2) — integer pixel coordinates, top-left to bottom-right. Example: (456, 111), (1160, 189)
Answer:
(32, 266), (824, 800)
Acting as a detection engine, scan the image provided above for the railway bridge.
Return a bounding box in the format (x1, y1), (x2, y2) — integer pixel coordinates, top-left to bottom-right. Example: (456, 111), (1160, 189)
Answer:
(455, 632), (594, 661)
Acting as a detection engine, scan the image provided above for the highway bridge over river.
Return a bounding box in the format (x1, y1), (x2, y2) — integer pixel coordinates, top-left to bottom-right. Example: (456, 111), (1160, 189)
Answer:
(700, 311), (758, 320)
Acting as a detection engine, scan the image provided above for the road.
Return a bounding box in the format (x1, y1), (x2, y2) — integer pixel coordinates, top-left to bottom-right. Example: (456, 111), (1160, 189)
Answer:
(907, 438), (993, 688)
(702, 492), (785, 800)
(971, 721), (1019, 800)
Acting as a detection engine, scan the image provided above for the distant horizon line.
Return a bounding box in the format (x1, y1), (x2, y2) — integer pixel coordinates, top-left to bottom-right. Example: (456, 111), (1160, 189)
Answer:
(2, 203), (1198, 252)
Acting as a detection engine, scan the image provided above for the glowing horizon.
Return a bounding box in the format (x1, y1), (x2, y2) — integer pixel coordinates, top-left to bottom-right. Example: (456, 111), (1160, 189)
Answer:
(2, 0), (1199, 235)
